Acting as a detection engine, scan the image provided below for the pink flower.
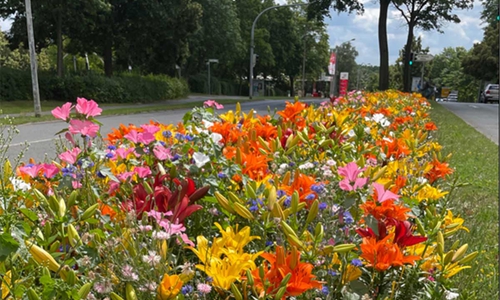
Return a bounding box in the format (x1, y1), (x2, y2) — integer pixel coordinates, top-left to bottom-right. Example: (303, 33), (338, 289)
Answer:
(141, 124), (160, 135)
(69, 120), (100, 137)
(338, 162), (368, 191)
(124, 130), (156, 145)
(75, 97), (102, 118)
(18, 164), (43, 178)
(153, 145), (172, 160)
(115, 147), (136, 160)
(58, 147), (82, 165)
(72, 181), (82, 189)
(65, 132), (76, 146)
(134, 166), (152, 178)
(203, 99), (224, 109)
(41, 163), (60, 178)
(197, 283), (212, 294)
(51, 102), (73, 121)
(372, 182), (400, 202)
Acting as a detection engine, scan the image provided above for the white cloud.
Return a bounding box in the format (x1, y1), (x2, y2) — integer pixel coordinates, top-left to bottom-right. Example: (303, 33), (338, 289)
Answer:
(0, 18), (12, 32)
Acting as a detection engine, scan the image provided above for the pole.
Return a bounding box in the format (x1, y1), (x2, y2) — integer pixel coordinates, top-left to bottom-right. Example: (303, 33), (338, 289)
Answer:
(249, 2), (311, 99)
(420, 61), (425, 92)
(301, 38), (307, 97)
(208, 62), (211, 95)
(25, 0), (41, 117)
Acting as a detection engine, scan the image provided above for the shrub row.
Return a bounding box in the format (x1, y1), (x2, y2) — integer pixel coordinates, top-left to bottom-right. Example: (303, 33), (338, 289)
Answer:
(0, 68), (189, 103)
(188, 73), (241, 96)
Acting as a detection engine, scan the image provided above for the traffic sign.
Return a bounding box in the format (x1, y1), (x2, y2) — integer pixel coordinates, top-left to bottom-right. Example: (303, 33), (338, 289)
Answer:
(414, 54), (434, 62)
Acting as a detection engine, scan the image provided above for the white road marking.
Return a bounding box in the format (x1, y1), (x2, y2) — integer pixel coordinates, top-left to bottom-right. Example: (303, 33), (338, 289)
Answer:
(9, 138), (55, 147)
(469, 105), (478, 108)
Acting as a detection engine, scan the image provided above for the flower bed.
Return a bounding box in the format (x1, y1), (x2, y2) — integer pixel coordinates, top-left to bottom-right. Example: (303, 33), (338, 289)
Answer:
(0, 91), (475, 299)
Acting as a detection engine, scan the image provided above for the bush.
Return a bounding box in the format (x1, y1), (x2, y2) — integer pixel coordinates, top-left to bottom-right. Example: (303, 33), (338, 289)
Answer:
(0, 67), (189, 103)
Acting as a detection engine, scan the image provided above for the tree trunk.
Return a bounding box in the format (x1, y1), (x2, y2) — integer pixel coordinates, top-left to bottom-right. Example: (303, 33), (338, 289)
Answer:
(403, 24), (414, 92)
(289, 75), (294, 96)
(104, 35), (113, 77)
(378, 0), (390, 91)
(56, 8), (63, 77)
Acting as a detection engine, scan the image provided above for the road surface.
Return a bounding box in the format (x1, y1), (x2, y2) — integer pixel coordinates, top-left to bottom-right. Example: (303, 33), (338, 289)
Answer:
(438, 102), (498, 145)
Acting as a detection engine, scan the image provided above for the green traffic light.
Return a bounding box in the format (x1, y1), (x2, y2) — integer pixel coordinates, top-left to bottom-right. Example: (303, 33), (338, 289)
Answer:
(497, 15), (499, 21)
(409, 61), (413, 66)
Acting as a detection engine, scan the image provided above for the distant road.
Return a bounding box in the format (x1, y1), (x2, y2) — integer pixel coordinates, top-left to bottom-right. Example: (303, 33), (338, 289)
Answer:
(4, 99), (326, 163)
(438, 102), (498, 145)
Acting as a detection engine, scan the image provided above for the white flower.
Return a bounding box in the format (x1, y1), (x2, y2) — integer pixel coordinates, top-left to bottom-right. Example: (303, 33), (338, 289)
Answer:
(210, 133), (223, 144)
(193, 152), (210, 168)
(298, 162), (314, 170)
(326, 159), (336, 166)
(445, 290), (460, 300)
(202, 119), (214, 129)
(364, 127), (371, 134)
(347, 129), (355, 137)
(10, 177), (30, 192)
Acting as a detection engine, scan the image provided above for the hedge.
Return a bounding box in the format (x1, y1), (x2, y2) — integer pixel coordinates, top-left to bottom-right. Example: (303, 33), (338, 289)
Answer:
(0, 68), (189, 103)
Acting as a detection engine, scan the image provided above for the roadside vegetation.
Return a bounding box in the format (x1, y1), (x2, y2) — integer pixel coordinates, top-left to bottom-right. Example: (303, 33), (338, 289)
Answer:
(430, 101), (498, 299)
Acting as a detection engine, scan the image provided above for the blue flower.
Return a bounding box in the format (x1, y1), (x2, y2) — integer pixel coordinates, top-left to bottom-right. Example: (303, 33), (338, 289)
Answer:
(343, 211), (354, 224)
(321, 285), (329, 295)
(311, 183), (325, 194)
(319, 202), (328, 210)
(351, 258), (363, 267)
(175, 133), (184, 141)
(172, 154), (181, 161)
(163, 130), (172, 138)
(181, 285), (194, 295)
(328, 270), (338, 276)
(265, 240), (273, 247)
(105, 152), (114, 159)
(283, 196), (292, 207)
(249, 205), (259, 212)
(107, 145), (116, 150)
(96, 171), (106, 178)
(277, 189), (286, 197)
(218, 172), (226, 179)
(185, 134), (193, 141)
(305, 193), (315, 201)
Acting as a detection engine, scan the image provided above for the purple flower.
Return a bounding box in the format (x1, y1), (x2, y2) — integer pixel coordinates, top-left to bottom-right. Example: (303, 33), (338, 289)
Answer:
(343, 211), (354, 224)
(107, 145), (116, 150)
(311, 183), (325, 194)
(163, 130), (172, 138)
(319, 202), (328, 210)
(218, 172), (227, 179)
(322, 286), (329, 295)
(182, 285), (194, 295)
(283, 196), (291, 207)
(277, 189), (286, 197)
(305, 193), (315, 201)
(351, 258), (363, 267)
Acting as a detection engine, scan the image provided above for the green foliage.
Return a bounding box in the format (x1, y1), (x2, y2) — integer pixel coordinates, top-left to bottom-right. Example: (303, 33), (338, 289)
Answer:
(0, 68), (188, 102)
(188, 73), (239, 95)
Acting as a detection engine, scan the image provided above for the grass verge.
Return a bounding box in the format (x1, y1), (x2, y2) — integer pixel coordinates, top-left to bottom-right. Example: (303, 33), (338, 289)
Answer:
(0, 99), (257, 125)
(430, 101), (498, 299)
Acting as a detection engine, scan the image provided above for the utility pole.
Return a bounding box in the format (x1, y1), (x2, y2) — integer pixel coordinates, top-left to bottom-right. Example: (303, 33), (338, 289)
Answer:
(25, 0), (41, 117)
(249, 2), (311, 99)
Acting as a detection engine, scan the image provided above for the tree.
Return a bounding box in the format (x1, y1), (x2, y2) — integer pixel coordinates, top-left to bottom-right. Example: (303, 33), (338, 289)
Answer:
(332, 41), (358, 91)
(393, 0), (473, 92)
(390, 36), (426, 90)
(461, 0), (499, 83)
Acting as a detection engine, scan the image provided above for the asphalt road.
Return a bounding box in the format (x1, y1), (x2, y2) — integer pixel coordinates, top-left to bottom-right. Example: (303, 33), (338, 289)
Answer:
(438, 101), (498, 145)
(3, 99), (326, 163)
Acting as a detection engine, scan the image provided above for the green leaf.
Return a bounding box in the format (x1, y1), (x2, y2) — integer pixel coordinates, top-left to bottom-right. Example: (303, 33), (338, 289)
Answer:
(98, 168), (119, 182)
(0, 232), (20, 260)
(365, 215), (379, 236)
(19, 208), (38, 222)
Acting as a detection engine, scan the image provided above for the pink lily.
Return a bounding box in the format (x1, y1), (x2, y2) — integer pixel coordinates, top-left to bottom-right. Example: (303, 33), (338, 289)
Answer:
(124, 130), (156, 145)
(134, 166), (152, 178)
(372, 182), (400, 203)
(41, 164), (60, 178)
(18, 164), (44, 178)
(338, 162), (368, 191)
(75, 97), (102, 118)
(58, 147), (82, 165)
(69, 120), (100, 137)
(153, 145), (172, 160)
(203, 99), (224, 109)
(115, 147), (138, 160)
(51, 102), (73, 121)
(141, 124), (161, 135)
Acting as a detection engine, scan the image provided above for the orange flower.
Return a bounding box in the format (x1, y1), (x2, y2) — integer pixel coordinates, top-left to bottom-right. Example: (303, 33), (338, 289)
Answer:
(360, 233), (421, 272)
(157, 274), (183, 300)
(360, 199), (410, 222)
(277, 101), (307, 129)
(240, 151), (270, 180)
(425, 158), (454, 183)
(280, 171), (318, 207)
(252, 246), (322, 299)
(376, 137), (411, 159)
(424, 122), (438, 131)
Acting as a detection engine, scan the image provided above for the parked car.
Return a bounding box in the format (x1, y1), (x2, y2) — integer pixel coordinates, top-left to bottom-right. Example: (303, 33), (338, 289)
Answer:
(447, 90), (458, 102)
(480, 84), (499, 103)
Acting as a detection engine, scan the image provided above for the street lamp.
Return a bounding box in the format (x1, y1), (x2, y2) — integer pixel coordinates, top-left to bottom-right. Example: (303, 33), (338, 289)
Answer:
(207, 59), (218, 95)
(249, 1), (313, 99)
(330, 38), (355, 97)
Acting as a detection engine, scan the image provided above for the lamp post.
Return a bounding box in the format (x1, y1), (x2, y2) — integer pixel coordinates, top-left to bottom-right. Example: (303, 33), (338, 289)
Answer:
(330, 38), (355, 97)
(207, 59), (218, 95)
(249, 1), (312, 99)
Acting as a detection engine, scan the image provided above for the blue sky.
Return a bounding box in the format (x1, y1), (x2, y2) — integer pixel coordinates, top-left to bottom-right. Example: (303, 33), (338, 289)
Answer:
(1, 0), (484, 66)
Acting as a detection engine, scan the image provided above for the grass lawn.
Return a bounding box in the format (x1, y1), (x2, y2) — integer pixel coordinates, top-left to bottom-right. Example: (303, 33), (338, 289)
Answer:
(430, 101), (498, 299)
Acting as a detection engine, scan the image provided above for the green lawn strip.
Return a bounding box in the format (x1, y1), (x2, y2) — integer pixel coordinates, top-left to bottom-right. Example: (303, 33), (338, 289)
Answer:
(0, 99), (255, 125)
(430, 101), (498, 299)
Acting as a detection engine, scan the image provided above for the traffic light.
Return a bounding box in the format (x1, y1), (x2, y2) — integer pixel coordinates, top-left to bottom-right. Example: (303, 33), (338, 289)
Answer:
(497, 3), (499, 21)
(252, 54), (259, 68)
(409, 52), (414, 65)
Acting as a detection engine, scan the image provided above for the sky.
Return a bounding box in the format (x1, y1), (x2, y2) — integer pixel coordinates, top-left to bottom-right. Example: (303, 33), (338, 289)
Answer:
(1, 0), (485, 66)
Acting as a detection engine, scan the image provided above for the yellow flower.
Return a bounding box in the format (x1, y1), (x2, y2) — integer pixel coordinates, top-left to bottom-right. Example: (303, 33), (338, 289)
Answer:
(442, 210), (469, 234)
(1, 270), (11, 300)
(328, 253), (362, 284)
(416, 184), (448, 202)
(187, 223), (263, 290)
(157, 274), (183, 300)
